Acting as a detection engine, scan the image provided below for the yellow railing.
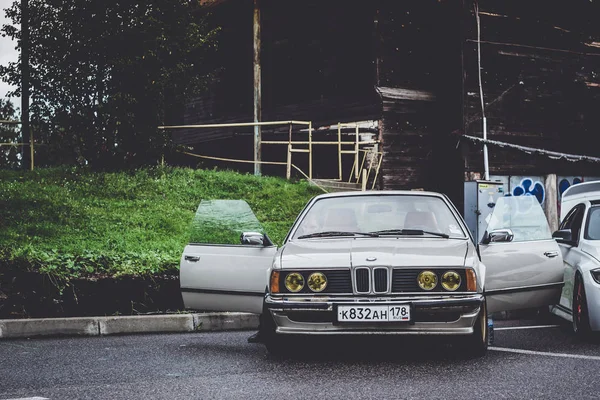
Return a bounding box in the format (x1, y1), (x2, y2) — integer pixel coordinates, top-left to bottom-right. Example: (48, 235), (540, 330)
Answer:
(159, 120), (314, 179)
(0, 119), (35, 171)
(159, 120), (383, 191)
(353, 148), (384, 190)
(178, 150), (329, 193)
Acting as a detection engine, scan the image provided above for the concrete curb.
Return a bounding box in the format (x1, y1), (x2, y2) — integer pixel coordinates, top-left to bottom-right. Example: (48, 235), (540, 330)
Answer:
(0, 312), (259, 339)
(0, 308), (545, 339)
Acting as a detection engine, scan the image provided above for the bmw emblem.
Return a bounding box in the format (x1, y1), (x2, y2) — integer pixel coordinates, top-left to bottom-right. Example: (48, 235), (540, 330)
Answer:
(366, 256), (377, 262)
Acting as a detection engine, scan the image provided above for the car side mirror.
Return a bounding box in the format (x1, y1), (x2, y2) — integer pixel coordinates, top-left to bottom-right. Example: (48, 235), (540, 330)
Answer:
(552, 229), (572, 243)
(481, 228), (514, 244)
(240, 232), (274, 247)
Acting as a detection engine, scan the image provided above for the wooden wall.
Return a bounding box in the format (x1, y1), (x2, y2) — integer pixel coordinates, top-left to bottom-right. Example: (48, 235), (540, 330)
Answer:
(461, 0), (600, 177)
(376, 0), (464, 198)
(173, 0), (600, 210)
(175, 0), (380, 147)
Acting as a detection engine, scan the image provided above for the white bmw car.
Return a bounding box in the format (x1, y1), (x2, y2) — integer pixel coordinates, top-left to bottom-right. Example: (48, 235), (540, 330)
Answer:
(180, 191), (565, 356)
(550, 181), (600, 337)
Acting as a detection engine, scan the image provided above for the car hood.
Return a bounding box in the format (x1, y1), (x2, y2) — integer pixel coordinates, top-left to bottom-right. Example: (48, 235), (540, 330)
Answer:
(280, 238), (470, 269)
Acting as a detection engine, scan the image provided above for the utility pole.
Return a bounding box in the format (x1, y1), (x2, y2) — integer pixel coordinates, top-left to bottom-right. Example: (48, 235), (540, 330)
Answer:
(21, 0), (30, 170)
(252, 0), (262, 176)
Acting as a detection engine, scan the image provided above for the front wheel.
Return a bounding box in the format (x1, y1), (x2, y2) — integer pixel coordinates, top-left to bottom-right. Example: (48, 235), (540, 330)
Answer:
(260, 309), (288, 358)
(459, 302), (488, 358)
(573, 274), (592, 338)
(264, 334), (287, 358)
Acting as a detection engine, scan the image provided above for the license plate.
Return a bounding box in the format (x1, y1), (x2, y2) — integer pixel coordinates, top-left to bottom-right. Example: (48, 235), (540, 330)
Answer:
(337, 304), (410, 322)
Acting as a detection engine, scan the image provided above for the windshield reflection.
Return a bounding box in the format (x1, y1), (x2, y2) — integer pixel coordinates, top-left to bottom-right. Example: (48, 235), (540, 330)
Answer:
(292, 195), (466, 240)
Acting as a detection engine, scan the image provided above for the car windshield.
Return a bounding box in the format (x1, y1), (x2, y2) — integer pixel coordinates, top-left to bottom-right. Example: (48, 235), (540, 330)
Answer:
(585, 206), (600, 240)
(291, 194), (466, 240)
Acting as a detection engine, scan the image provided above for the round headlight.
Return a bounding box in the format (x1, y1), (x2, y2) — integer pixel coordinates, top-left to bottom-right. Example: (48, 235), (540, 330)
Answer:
(441, 271), (461, 291)
(285, 272), (304, 292)
(307, 272), (327, 292)
(417, 270), (438, 291)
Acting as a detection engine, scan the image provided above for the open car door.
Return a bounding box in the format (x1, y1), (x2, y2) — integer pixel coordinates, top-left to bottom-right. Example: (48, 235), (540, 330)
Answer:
(479, 196), (564, 313)
(180, 200), (277, 314)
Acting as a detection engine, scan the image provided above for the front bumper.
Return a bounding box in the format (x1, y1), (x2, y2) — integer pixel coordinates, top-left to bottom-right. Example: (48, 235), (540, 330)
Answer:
(265, 294), (484, 335)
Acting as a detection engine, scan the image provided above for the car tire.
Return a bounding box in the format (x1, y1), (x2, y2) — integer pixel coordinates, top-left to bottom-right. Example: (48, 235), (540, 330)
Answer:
(573, 273), (592, 338)
(264, 334), (287, 358)
(261, 310), (287, 358)
(460, 301), (488, 358)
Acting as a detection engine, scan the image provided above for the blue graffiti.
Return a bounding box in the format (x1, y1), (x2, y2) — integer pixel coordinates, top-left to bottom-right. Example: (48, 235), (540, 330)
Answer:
(512, 178), (545, 204)
(559, 178), (582, 198)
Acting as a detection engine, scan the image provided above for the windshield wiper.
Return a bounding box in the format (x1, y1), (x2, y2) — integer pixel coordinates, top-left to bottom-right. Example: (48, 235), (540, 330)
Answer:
(370, 229), (449, 239)
(297, 231), (379, 239)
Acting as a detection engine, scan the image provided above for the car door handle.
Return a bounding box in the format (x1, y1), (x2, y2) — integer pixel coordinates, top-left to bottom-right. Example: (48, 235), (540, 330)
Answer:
(185, 255), (200, 262)
(544, 251), (559, 258)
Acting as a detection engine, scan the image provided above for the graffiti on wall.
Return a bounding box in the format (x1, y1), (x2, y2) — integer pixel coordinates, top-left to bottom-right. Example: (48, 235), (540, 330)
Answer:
(558, 177), (582, 201)
(511, 177), (545, 205)
(557, 176), (583, 219)
(489, 175), (600, 223)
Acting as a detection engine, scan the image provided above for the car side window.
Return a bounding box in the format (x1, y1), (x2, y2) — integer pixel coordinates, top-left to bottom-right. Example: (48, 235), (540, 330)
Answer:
(585, 206), (600, 240)
(559, 209), (573, 230)
(559, 204), (585, 243)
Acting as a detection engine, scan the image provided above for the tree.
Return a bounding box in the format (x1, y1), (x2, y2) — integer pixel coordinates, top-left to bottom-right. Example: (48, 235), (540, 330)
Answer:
(0, 0), (219, 168)
(0, 98), (20, 168)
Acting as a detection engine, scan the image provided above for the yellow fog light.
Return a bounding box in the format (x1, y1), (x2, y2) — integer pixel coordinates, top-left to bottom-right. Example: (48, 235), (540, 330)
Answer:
(285, 272), (304, 292)
(307, 272), (327, 292)
(417, 270), (438, 291)
(441, 271), (461, 291)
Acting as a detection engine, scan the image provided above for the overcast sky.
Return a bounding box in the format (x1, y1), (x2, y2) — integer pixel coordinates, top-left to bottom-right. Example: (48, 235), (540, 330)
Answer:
(0, 0), (18, 104)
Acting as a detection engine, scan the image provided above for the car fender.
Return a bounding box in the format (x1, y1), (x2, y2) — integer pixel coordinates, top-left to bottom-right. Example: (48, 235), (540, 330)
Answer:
(466, 248), (486, 293)
(576, 259), (600, 331)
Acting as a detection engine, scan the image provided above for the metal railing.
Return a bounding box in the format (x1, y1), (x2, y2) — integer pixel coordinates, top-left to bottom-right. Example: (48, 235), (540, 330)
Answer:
(159, 120), (314, 179)
(158, 120), (383, 191)
(0, 119), (35, 171)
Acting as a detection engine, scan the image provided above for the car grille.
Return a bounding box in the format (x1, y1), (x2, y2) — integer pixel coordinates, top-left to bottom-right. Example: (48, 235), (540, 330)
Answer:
(278, 268), (467, 294)
(391, 268), (468, 292)
(325, 270), (353, 293)
(355, 268), (370, 293)
(352, 267), (389, 294)
(373, 268), (388, 293)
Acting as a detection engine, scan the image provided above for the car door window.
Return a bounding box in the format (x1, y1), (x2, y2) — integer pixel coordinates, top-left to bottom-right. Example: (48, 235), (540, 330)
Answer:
(559, 204), (585, 243)
(559, 206), (577, 231)
(485, 195), (551, 242)
(189, 199), (266, 245)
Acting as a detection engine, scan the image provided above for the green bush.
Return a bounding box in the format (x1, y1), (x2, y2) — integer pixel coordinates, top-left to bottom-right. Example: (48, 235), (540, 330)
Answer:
(0, 166), (321, 280)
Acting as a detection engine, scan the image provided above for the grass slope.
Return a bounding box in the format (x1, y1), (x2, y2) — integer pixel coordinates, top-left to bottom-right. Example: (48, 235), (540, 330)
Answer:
(0, 167), (321, 280)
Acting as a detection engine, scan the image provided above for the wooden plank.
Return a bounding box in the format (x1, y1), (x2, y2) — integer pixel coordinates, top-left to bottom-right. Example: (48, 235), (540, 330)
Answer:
(376, 86), (436, 102)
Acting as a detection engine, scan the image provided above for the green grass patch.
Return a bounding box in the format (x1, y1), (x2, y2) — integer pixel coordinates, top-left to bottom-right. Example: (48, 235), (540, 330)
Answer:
(0, 166), (321, 280)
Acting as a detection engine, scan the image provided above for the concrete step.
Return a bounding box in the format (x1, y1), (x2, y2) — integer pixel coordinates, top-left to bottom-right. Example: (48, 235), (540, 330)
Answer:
(310, 179), (362, 192)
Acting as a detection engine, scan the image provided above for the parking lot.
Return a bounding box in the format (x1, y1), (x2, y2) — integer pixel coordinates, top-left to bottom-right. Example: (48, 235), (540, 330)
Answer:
(1, 313), (599, 400)
(491, 316), (600, 360)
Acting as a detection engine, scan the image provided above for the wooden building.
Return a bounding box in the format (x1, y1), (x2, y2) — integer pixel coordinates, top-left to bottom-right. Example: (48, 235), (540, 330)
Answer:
(171, 0), (600, 216)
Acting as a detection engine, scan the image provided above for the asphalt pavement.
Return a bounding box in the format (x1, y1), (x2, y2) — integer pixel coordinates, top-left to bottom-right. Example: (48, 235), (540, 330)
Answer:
(1, 315), (599, 400)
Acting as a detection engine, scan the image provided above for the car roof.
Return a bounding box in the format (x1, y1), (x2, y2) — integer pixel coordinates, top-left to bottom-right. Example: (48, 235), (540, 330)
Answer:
(562, 181), (600, 202)
(560, 182), (600, 221)
(311, 190), (446, 201)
